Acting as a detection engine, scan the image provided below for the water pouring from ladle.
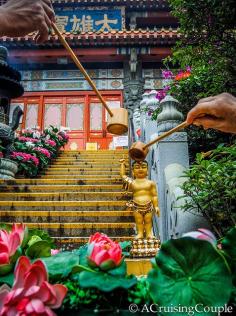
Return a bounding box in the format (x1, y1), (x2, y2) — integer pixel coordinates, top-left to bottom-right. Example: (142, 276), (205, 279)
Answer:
(52, 23), (128, 136)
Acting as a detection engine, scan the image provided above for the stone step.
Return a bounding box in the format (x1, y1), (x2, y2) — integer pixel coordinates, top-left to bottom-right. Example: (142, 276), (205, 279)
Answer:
(0, 200), (127, 211)
(44, 170), (121, 175)
(52, 157), (129, 164)
(0, 210), (133, 223)
(60, 150), (128, 155)
(51, 162), (124, 166)
(0, 184), (124, 193)
(0, 222), (135, 237)
(47, 164), (124, 172)
(1, 179), (122, 185)
(40, 175), (121, 179)
(0, 192), (130, 201)
(58, 154), (128, 158)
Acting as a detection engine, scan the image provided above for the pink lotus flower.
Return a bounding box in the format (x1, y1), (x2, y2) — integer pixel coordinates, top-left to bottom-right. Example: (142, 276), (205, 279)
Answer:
(0, 256), (67, 316)
(51, 249), (60, 256)
(0, 224), (26, 274)
(183, 228), (217, 246)
(12, 224), (26, 245)
(87, 232), (123, 271)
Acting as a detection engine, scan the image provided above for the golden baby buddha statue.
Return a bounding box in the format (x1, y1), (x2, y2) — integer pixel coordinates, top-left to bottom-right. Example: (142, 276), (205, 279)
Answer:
(120, 159), (160, 257)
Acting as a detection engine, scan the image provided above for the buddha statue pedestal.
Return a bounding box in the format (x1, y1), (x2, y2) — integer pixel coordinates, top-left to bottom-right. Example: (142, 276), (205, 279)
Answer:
(130, 238), (160, 258)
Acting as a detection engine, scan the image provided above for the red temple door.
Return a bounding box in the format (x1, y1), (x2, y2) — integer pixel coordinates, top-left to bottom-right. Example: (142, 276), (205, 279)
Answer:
(16, 92), (123, 150)
(43, 96), (87, 151)
(88, 95), (122, 149)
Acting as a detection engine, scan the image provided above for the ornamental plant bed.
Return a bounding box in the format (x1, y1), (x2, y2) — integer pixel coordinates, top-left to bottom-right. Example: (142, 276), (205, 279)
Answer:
(0, 225), (235, 315)
(8, 126), (69, 178)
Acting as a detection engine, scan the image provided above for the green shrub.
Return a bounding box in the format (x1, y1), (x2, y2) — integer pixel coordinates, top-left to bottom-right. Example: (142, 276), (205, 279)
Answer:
(181, 143), (236, 237)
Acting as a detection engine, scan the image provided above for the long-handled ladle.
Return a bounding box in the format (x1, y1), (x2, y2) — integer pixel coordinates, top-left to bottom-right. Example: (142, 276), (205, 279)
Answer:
(129, 121), (187, 161)
(51, 23), (128, 135)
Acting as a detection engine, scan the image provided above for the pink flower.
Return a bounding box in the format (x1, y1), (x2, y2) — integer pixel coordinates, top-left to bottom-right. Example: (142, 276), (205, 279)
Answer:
(183, 228), (217, 246)
(0, 152), (4, 158)
(58, 131), (69, 141)
(136, 128), (141, 137)
(87, 233), (123, 271)
(0, 256), (67, 316)
(156, 89), (166, 101)
(0, 224), (25, 274)
(18, 137), (39, 143)
(162, 70), (173, 79)
(34, 147), (51, 158)
(12, 224), (26, 245)
(51, 249), (60, 256)
(10, 152), (39, 166)
(45, 140), (56, 147)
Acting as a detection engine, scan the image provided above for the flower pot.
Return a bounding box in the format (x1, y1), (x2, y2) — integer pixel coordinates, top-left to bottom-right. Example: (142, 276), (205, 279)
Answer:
(0, 158), (18, 179)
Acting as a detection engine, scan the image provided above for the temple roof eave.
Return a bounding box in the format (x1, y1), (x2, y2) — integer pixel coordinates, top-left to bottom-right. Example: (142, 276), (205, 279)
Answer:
(0, 29), (180, 48)
(52, 0), (169, 9)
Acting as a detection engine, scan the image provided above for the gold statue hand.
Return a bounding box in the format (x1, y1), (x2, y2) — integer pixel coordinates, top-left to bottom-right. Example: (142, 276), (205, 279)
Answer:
(155, 207), (160, 217)
(119, 158), (126, 164)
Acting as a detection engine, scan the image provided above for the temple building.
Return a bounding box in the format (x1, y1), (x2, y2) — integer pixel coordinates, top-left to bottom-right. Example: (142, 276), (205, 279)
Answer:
(0, 0), (178, 150)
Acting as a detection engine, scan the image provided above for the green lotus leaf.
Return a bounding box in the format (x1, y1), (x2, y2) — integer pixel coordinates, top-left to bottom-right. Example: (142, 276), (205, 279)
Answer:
(42, 251), (80, 281)
(0, 263), (13, 276)
(76, 270), (137, 292)
(148, 237), (232, 313)
(221, 227), (236, 285)
(25, 240), (51, 259)
(27, 235), (42, 248)
(221, 227), (236, 261)
(107, 259), (126, 277)
(0, 271), (14, 286)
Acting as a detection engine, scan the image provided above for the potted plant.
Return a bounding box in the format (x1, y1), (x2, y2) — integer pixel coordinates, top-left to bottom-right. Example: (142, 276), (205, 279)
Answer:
(0, 140), (18, 179)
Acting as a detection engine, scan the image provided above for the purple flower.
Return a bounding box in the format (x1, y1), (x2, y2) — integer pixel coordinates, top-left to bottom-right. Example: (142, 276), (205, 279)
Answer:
(163, 85), (171, 92)
(186, 66), (192, 72)
(156, 89), (166, 101)
(161, 70), (173, 79)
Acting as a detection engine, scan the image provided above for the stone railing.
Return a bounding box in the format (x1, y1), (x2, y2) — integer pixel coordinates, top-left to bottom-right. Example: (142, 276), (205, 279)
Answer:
(136, 93), (209, 241)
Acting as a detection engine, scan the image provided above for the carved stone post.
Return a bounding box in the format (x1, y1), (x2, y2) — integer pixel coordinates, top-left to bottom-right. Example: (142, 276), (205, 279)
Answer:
(145, 90), (160, 143)
(123, 62), (144, 115)
(139, 92), (149, 143)
(132, 108), (141, 142)
(153, 96), (189, 241)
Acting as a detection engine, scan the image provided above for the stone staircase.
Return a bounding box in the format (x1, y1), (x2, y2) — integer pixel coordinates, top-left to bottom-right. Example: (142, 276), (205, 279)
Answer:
(0, 150), (136, 249)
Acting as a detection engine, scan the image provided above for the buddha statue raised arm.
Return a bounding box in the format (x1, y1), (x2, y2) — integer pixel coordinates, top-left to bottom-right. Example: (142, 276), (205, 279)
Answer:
(119, 159), (160, 240)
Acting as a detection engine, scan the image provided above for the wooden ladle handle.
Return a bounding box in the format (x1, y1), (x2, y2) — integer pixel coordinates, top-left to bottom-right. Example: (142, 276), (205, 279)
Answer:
(143, 121), (188, 149)
(51, 23), (113, 117)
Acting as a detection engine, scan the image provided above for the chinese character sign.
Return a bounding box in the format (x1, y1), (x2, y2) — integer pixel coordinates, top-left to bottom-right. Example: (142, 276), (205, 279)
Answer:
(55, 9), (123, 33)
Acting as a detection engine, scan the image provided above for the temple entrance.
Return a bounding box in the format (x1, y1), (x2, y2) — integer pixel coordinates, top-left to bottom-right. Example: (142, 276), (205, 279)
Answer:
(12, 91), (123, 150)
